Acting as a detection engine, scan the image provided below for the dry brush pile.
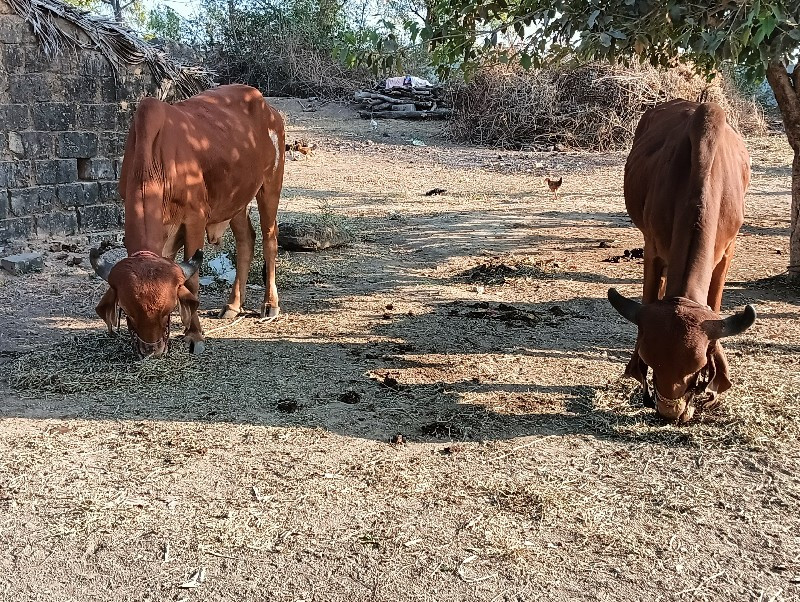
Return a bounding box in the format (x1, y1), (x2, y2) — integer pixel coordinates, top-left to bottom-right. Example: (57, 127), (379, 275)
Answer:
(449, 62), (768, 150)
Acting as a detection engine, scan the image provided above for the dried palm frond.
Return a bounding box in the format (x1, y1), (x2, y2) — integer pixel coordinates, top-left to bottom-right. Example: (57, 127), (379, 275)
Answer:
(6, 0), (214, 99)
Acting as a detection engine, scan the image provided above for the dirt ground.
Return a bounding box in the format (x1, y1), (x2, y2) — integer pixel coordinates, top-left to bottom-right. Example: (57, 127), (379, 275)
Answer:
(0, 98), (799, 602)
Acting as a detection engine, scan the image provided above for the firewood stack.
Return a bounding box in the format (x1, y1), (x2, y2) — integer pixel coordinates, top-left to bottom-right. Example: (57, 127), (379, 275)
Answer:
(354, 84), (452, 120)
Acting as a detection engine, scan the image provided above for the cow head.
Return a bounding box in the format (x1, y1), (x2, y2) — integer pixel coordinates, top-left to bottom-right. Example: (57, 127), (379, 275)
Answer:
(91, 248), (203, 358)
(608, 288), (756, 423)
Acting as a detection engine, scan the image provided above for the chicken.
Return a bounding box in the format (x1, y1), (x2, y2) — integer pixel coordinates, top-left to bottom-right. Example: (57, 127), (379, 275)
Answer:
(285, 139), (318, 161)
(544, 176), (562, 200)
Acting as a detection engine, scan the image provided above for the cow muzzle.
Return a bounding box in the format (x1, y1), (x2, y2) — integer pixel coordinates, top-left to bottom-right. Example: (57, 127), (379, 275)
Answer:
(654, 389), (696, 424)
(130, 325), (171, 359)
(653, 374), (719, 425)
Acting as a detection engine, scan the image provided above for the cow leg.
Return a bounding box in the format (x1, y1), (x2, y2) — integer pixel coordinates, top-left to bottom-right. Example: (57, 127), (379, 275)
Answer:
(181, 226), (206, 354)
(628, 247), (664, 407)
(642, 248), (664, 304)
(256, 184), (280, 320)
(707, 241), (735, 313)
(220, 208), (256, 319)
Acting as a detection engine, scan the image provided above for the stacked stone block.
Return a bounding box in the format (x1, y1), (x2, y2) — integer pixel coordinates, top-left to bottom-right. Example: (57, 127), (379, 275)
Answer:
(0, 0), (167, 242)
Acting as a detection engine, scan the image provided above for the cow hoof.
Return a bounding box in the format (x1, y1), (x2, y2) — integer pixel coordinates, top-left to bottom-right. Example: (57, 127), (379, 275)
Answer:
(259, 304), (280, 323)
(219, 306), (241, 320)
(188, 339), (206, 354)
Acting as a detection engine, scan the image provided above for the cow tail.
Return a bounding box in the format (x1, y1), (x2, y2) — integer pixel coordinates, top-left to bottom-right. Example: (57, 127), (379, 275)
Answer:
(121, 98), (166, 247)
(688, 102), (726, 191)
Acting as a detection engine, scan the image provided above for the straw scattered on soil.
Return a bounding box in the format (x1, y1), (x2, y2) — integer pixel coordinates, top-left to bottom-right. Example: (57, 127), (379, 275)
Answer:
(3, 333), (200, 395)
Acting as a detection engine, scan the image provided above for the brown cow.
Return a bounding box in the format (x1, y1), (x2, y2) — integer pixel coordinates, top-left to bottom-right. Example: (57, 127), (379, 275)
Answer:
(90, 84), (285, 357)
(608, 99), (756, 423)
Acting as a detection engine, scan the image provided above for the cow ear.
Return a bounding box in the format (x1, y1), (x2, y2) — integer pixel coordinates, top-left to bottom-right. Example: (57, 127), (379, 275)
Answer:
(706, 341), (732, 396)
(177, 284), (199, 326)
(624, 352), (646, 385)
(96, 287), (119, 333)
(624, 346), (654, 408)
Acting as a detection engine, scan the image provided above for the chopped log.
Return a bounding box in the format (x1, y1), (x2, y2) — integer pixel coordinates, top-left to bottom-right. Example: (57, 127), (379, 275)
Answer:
(354, 84), (451, 119)
(354, 91), (404, 104)
(359, 109), (452, 120)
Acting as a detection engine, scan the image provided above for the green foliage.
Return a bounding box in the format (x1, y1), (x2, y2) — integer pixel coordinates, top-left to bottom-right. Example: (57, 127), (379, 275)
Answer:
(62, 0), (101, 11)
(412, 0), (800, 80)
(146, 5), (182, 42)
(190, 0), (376, 96)
(335, 21), (412, 76)
(62, 0), (146, 28)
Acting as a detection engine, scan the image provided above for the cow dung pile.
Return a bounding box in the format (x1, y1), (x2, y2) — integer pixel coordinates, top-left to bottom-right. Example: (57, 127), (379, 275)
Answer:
(448, 61), (767, 150)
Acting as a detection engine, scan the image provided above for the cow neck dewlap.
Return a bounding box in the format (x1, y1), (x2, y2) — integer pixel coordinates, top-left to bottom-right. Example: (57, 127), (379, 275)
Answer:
(124, 180), (167, 255)
(664, 193), (722, 305)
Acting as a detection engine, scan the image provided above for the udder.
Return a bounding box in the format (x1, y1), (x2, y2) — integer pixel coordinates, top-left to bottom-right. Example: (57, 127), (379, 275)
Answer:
(206, 220), (231, 247)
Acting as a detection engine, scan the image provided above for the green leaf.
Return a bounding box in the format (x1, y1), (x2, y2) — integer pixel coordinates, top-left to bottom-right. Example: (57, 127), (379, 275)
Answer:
(668, 5), (686, 22)
(739, 27), (751, 46)
(753, 25), (767, 46)
(761, 14), (778, 37)
(520, 52), (532, 69)
(599, 32), (612, 47)
(587, 9), (600, 29)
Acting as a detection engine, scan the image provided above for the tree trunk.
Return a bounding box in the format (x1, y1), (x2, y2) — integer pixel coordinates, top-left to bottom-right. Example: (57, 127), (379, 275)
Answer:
(793, 150), (800, 276)
(765, 61), (800, 278)
(422, 1), (435, 54)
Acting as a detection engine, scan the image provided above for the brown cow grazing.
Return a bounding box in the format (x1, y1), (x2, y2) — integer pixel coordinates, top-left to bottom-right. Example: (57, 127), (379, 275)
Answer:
(90, 84), (285, 357)
(608, 99), (756, 423)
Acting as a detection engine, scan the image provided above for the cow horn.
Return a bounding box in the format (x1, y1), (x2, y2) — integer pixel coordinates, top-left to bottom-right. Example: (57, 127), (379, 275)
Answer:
(90, 247), (121, 281)
(704, 305), (757, 339)
(178, 249), (203, 280)
(608, 288), (641, 324)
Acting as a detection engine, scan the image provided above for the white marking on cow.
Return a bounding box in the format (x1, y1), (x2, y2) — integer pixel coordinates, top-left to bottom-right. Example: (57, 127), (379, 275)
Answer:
(269, 130), (280, 170)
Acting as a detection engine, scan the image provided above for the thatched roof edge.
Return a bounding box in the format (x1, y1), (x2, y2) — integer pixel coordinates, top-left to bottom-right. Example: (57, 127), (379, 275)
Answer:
(5, 0), (215, 99)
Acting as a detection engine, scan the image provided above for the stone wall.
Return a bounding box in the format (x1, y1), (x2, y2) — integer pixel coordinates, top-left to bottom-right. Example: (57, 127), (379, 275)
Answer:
(0, 0), (171, 242)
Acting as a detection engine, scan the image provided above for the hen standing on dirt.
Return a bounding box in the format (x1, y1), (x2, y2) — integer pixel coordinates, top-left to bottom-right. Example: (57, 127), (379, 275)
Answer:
(545, 176), (563, 200)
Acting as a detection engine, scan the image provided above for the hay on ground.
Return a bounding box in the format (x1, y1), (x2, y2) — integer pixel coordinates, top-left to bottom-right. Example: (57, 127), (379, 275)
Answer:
(3, 333), (199, 395)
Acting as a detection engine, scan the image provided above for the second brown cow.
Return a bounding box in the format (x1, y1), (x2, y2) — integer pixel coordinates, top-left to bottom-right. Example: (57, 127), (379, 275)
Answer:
(608, 99), (756, 423)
